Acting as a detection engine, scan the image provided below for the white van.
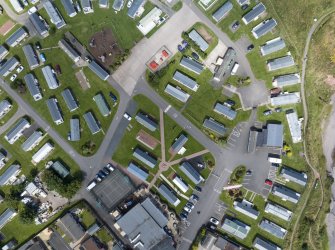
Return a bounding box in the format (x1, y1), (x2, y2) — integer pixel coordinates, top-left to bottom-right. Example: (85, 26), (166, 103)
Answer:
(86, 181), (97, 191)
(231, 63), (239, 75)
(268, 155), (282, 164)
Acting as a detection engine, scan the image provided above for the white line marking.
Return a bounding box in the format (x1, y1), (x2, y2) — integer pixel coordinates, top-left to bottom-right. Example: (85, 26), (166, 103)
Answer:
(164, 105), (171, 113)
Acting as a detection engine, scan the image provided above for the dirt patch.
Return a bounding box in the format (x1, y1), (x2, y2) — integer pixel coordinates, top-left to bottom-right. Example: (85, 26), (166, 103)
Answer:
(197, 26), (213, 44)
(136, 129), (160, 150)
(0, 21), (15, 36)
(88, 28), (123, 68)
(75, 70), (90, 90)
(325, 75), (335, 88)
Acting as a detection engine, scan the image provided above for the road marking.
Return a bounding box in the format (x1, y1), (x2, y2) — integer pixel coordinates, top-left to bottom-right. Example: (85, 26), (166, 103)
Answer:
(45, 126), (50, 131)
(164, 105), (171, 113)
(182, 237), (193, 244)
(173, 113), (178, 118)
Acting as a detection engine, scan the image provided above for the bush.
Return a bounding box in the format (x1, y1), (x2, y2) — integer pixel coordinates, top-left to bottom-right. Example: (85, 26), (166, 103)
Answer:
(19, 204), (38, 224)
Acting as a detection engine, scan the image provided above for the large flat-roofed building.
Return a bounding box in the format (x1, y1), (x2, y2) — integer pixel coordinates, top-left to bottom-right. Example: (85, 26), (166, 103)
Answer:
(164, 84), (190, 103)
(135, 112), (158, 132)
(286, 109), (302, 143)
(6, 27), (28, 47)
(9, 0), (23, 12)
(112, 0), (124, 11)
(203, 118), (226, 136)
(0, 100), (12, 118)
(264, 202), (292, 221)
(242, 2), (266, 24)
(88, 61), (109, 80)
(180, 57), (204, 74)
(24, 74), (42, 101)
(5, 118), (30, 144)
(0, 208), (17, 229)
(280, 166), (307, 186)
(61, 89), (78, 112)
(213, 48), (236, 81)
(22, 44), (39, 70)
(253, 236), (282, 250)
(259, 123), (283, 148)
(212, 1), (233, 22)
(172, 175), (189, 193)
(221, 218), (250, 239)
(57, 213), (85, 242)
(272, 184), (300, 204)
(233, 200), (259, 220)
(51, 161), (70, 178)
(137, 7), (162, 35)
(252, 19), (277, 39)
(270, 92), (301, 106)
(158, 184), (180, 207)
(32, 142), (54, 164)
(81, 0), (94, 13)
(29, 13), (49, 38)
(21, 130), (43, 152)
(42, 66), (59, 89)
(43, 0), (66, 29)
(170, 134), (188, 154)
(93, 93), (110, 117)
(259, 219), (287, 239)
(47, 98), (64, 125)
(0, 165), (21, 186)
(83, 112), (101, 134)
(180, 162), (203, 184)
(188, 29), (209, 52)
(173, 71), (199, 92)
(272, 73), (300, 87)
(58, 39), (80, 62)
(133, 148), (157, 168)
(261, 37), (286, 56)
(60, 0), (77, 17)
(0, 57), (19, 77)
(0, 46), (9, 61)
(267, 55), (295, 71)
(70, 118), (80, 141)
(127, 0), (145, 18)
(115, 197), (172, 249)
(214, 103), (237, 120)
(127, 162), (149, 181)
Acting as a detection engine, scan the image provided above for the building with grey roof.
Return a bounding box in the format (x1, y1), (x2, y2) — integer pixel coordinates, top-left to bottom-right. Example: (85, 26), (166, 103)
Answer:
(0, 57), (19, 77)
(58, 39), (80, 63)
(57, 213), (85, 242)
(135, 112), (158, 132)
(261, 37), (286, 56)
(280, 166), (307, 186)
(214, 103), (237, 120)
(221, 218), (250, 239)
(242, 2), (266, 24)
(264, 123), (283, 148)
(29, 13), (49, 38)
(51, 161), (70, 178)
(87, 223), (100, 235)
(21, 130), (43, 152)
(133, 148), (157, 168)
(188, 29), (209, 52)
(44, 0), (66, 29)
(286, 109), (302, 143)
(99, 0), (109, 8)
(1, 240), (16, 250)
(0, 165), (21, 186)
(212, 1), (233, 22)
(93, 93), (110, 116)
(271, 92), (301, 106)
(272, 184), (300, 203)
(236, 0), (249, 5)
(61, 89), (78, 112)
(6, 27), (28, 47)
(128, 0), (145, 18)
(259, 219), (287, 239)
(47, 98), (64, 125)
(81, 0), (94, 13)
(253, 237), (282, 250)
(127, 162), (149, 181)
(273, 73), (300, 87)
(172, 175), (189, 193)
(22, 44), (39, 70)
(252, 18), (277, 39)
(42, 66), (59, 89)
(180, 56), (204, 74)
(203, 118), (226, 136)
(0, 45), (9, 61)
(170, 134), (188, 154)
(5, 118), (30, 144)
(213, 48), (236, 81)
(88, 61), (109, 80)
(0, 100), (11, 118)
(173, 71), (199, 91)
(115, 197), (171, 249)
(60, 0), (77, 17)
(70, 118), (80, 141)
(24, 74), (42, 101)
(158, 184), (180, 207)
(267, 55), (295, 71)
(48, 232), (72, 250)
(264, 202), (292, 221)
(0, 208), (17, 229)
(112, 0), (124, 11)
(233, 200), (259, 219)
(164, 84), (190, 103)
(83, 112), (101, 134)
(180, 162), (203, 184)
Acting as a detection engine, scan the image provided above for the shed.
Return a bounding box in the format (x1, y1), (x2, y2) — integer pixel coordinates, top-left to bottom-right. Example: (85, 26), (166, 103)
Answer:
(127, 162), (149, 181)
(252, 18), (277, 39)
(173, 71), (199, 91)
(203, 118), (226, 136)
(180, 56), (204, 74)
(164, 84), (190, 103)
(6, 27), (28, 47)
(133, 148), (157, 168)
(42, 66), (59, 89)
(70, 118), (80, 141)
(214, 103), (236, 120)
(47, 98), (64, 125)
(24, 74), (42, 101)
(83, 112), (101, 134)
(179, 162), (203, 184)
(88, 61), (109, 80)
(212, 1), (233, 22)
(61, 89), (78, 112)
(242, 3), (266, 24)
(21, 130), (43, 151)
(158, 184), (180, 207)
(135, 112), (158, 132)
(22, 44), (39, 69)
(93, 93), (111, 116)
(264, 123), (283, 148)
(51, 161), (70, 178)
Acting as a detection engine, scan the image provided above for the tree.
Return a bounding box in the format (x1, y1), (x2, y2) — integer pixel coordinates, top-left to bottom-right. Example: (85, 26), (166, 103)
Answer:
(10, 81), (19, 89)
(19, 205), (38, 224)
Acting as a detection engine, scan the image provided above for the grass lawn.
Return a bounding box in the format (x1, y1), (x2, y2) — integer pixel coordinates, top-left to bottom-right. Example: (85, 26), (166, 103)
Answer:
(80, 209), (96, 229)
(172, 1), (183, 11)
(96, 227), (114, 245)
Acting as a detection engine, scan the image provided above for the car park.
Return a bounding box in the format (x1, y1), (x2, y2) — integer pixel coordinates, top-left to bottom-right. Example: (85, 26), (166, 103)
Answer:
(263, 110), (272, 116)
(265, 179), (273, 186)
(209, 217), (220, 225)
(10, 74), (17, 82)
(123, 112), (132, 121)
(247, 44), (254, 51)
(195, 186), (202, 192)
(16, 65), (24, 73)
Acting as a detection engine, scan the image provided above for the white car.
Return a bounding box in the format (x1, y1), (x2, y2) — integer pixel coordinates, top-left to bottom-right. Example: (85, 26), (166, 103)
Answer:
(28, 6), (37, 15)
(183, 206), (191, 213)
(209, 217), (219, 226)
(10, 74), (17, 82)
(22, 0), (29, 6)
(123, 112), (132, 121)
(106, 163), (114, 171)
(16, 65), (24, 73)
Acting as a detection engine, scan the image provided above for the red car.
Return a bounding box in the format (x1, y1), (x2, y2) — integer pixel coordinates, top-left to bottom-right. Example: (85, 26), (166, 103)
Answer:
(265, 179), (273, 186)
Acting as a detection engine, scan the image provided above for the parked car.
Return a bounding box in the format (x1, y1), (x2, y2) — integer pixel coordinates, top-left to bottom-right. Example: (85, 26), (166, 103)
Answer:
(98, 170), (106, 178)
(95, 174), (102, 182)
(106, 163), (114, 171)
(271, 163), (280, 168)
(209, 217), (220, 225)
(179, 212), (188, 221)
(191, 52), (199, 60)
(186, 202), (194, 210)
(241, 4), (249, 10)
(224, 99), (235, 107)
(22, 0), (28, 6)
(190, 194), (199, 201)
(10, 74), (17, 82)
(275, 107), (282, 113)
(55, 64), (62, 74)
(101, 168), (110, 176)
(123, 112), (132, 121)
(247, 44), (254, 51)
(183, 206), (191, 213)
(263, 110), (272, 116)
(177, 44), (185, 52)
(246, 169), (252, 176)
(28, 6), (37, 15)
(35, 42), (41, 50)
(40, 53), (46, 62)
(265, 179), (273, 186)
(195, 186), (202, 192)
(16, 65), (24, 73)
(232, 21), (240, 30)
(109, 92), (118, 102)
(270, 87), (282, 96)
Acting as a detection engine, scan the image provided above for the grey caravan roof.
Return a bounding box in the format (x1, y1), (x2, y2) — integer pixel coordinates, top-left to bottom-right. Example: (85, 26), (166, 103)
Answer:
(70, 118), (80, 141)
(60, 0), (77, 17)
(24, 73), (42, 100)
(88, 61), (109, 80)
(61, 88), (78, 112)
(180, 57), (204, 74)
(242, 3), (266, 24)
(21, 130), (43, 151)
(46, 98), (63, 123)
(267, 55), (295, 71)
(173, 71), (198, 91)
(164, 84), (190, 103)
(22, 44), (39, 69)
(0, 100), (10, 114)
(83, 112), (101, 134)
(272, 184), (300, 203)
(0, 165), (21, 186)
(93, 93), (111, 116)
(43, 0), (66, 29)
(270, 93), (300, 106)
(252, 18), (277, 38)
(214, 103), (237, 120)
(265, 202), (292, 221)
(234, 201), (259, 219)
(0, 208), (16, 229)
(253, 237), (281, 250)
(133, 148), (157, 168)
(221, 218), (250, 239)
(273, 73), (300, 87)
(280, 166), (307, 186)
(171, 134), (188, 153)
(203, 118), (226, 136)
(112, 0), (123, 10)
(188, 29), (209, 52)
(0, 57), (19, 76)
(135, 112), (158, 131)
(57, 213), (85, 242)
(127, 162), (149, 181)
(128, 0), (144, 18)
(6, 27), (27, 47)
(0, 45), (8, 59)
(180, 161), (203, 184)
(158, 184), (180, 206)
(58, 39), (80, 62)
(212, 1), (233, 22)
(42, 66), (59, 89)
(99, 0), (109, 7)
(29, 13), (48, 37)
(261, 38), (286, 56)
(259, 219), (287, 239)
(5, 118), (29, 142)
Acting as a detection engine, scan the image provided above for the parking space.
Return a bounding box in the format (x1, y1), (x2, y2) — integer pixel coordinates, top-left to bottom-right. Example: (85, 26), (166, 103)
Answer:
(213, 200), (227, 220)
(225, 123), (245, 151)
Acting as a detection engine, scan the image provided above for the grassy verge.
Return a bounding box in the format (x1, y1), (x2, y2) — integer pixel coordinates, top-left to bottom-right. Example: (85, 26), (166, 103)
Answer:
(172, 1), (183, 11)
